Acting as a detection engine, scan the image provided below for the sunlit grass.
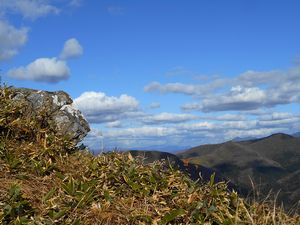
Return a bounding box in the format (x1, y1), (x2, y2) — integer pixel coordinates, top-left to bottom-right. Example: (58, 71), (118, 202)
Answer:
(0, 86), (299, 224)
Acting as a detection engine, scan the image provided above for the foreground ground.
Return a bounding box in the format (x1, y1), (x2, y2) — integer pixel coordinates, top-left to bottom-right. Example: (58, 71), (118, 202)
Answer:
(0, 87), (299, 224)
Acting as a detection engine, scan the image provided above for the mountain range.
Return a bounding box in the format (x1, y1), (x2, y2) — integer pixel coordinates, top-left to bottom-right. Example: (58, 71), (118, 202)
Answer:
(293, 132), (300, 137)
(130, 133), (300, 211)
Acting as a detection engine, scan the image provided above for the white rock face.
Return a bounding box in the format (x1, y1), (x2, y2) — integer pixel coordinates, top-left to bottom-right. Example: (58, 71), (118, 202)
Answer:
(10, 87), (90, 144)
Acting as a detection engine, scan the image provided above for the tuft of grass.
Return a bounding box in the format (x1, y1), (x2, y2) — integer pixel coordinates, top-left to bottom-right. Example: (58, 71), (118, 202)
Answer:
(0, 86), (299, 224)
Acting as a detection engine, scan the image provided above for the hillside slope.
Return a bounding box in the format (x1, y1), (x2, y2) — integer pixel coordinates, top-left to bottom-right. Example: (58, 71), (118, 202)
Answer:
(177, 134), (300, 211)
(128, 150), (228, 184)
(1, 86), (299, 224)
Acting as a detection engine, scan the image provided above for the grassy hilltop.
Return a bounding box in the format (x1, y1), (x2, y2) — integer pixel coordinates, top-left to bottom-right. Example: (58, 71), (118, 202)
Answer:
(0, 86), (299, 224)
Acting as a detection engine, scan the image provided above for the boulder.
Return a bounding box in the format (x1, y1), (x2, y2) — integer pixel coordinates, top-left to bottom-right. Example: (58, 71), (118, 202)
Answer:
(9, 87), (90, 144)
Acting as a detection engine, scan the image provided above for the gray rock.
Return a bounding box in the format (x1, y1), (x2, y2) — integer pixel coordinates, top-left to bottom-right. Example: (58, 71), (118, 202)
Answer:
(8, 87), (90, 144)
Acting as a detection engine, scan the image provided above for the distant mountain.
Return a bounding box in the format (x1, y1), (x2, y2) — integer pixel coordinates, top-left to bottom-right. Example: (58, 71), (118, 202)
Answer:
(232, 136), (258, 142)
(130, 145), (191, 153)
(293, 132), (300, 137)
(128, 150), (233, 187)
(177, 133), (300, 211)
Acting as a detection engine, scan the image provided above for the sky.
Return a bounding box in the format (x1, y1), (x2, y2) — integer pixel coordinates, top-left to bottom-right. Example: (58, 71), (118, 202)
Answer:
(1, 0), (300, 152)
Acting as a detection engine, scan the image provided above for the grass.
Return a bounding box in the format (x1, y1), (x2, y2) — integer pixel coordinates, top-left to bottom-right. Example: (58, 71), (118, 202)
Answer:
(0, 86), (299, 224)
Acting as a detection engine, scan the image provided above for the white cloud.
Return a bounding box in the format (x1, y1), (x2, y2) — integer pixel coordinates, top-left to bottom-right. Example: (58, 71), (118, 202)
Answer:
(201, 86), (267, 112)
(82, 108), (300, 150)
(224, 128), (287, 140)
(182, 86), (267, 112)
(258, 118), (300, 128)
(237, 70), (281, 87)
(84, 126), (181, 150)
(181, 102), (202, 111)
(147, 67), (300, 113)
(257, 112), (300, 128)
(177, 122), (215, 132)
(0, 20), (28, 61)
(60, 38), (83, 60)
(105, 121), (122, 128)
(259, 112), (294, 121)
(105, 126), (178, 139)
(240, 68), (300, 108)
(142, 112), (199, 125)
(8, 57), (70, 83)
(198, 114), (246, 121)
(0, 0), (59, 20)
(221, 120), (257, 130)
(214, 114), (246, 121)
(144, 82), (204, 95)
(82, 65), (300, 150)
(74, 92), (140, 123)
(144, 80), (227, 97)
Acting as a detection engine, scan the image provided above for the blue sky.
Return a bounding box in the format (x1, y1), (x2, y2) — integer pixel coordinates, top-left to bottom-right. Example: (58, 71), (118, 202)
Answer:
(1, 0), (300, 151)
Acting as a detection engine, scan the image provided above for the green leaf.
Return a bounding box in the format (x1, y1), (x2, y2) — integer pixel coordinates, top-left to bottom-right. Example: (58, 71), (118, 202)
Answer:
(209, 173), (215, 186)
(55, 171), (65, 180)
(160, 208), (185, 225)
(104, 190), (112, 202)
(42, 188), (56, 203)
(48, 209), (67, 220)
(73, 219), (82, 225)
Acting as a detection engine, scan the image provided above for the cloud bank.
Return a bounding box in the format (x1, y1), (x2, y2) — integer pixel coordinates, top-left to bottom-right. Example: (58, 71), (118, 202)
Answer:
(0, 0), (59, 20)
(8, 57), (70, 83)
(0, 20), (28, 61)
(74, 91), (140, 123)
(84, 112), (300, 150)
(146, 67), (300, 112)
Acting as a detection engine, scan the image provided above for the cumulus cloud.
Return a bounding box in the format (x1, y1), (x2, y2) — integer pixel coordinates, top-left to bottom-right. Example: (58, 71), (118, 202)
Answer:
(83, 66), (300, 150)
(200, 86), (267, 112)
(0, 20), (28, 60)
(7, 38), (83, 83)
(142, 112), (199, 125)
(147, 67), (300, 113)
(144, 82), (205, 96)
(144, 80), (227, 97)
(60, 38), (83, 60)
(74, 92), (140, 123)
(182, 86), (267, 112)
(235, 68), (300, 109)
(8, 57), (70, 82)
(0, 0), (59, 20)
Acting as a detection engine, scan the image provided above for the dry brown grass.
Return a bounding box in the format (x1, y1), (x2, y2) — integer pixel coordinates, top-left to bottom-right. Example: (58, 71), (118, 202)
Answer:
(0, 86), (299, 224)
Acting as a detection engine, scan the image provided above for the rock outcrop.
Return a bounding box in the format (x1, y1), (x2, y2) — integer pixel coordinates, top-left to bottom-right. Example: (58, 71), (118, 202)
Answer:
(8, 87), (90, 144)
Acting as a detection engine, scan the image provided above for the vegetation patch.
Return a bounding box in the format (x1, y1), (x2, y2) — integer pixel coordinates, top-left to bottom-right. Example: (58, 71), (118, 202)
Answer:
(0, 86), (299, 224)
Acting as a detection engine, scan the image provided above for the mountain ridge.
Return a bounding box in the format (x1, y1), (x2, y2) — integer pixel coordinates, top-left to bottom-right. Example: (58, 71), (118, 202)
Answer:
(177, 132), (300, 211)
